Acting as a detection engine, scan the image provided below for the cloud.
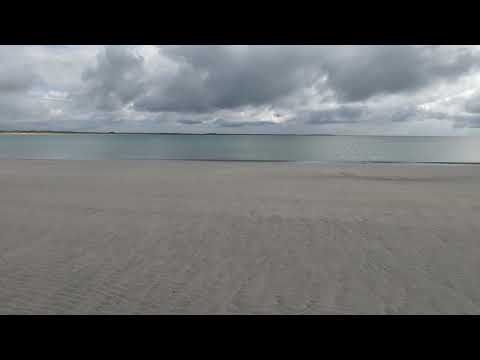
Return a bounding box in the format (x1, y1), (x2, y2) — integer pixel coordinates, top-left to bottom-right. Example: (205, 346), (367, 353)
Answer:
(133, 45), (322, 113)
(0, 47), (52, 125)
(78, 46), (480, 117)
(0, 47), (42, 94)
(214, 118), (277, 127)
(0, 95), (49, 122)
(2, 45), (480, 135)
(389, 106), (420, 122)
(177, 118), (205, 125)
(300, 105), (366, 125)
(452, 114), (480, 128)
(77, 46), (146, 111)
(0, 68), (38, 93)
(465, 92), (480, 113)
(321, 45), (479, 102)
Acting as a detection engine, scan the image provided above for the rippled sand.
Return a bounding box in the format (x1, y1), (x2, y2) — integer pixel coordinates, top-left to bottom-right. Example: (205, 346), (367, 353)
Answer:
(1, 160), (480, 314)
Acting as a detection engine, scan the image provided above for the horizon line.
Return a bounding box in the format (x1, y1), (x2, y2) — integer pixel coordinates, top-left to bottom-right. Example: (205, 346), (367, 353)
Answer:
(1, 130), (477, 137)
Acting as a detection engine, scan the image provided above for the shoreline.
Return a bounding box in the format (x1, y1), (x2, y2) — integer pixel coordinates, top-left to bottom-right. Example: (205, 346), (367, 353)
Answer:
(0, 157), (479, 165)
(1, 131), (337, 136)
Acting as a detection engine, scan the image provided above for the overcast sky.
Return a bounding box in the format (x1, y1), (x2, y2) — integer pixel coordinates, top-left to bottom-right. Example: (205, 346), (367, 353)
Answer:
(1, 45), (480, 135)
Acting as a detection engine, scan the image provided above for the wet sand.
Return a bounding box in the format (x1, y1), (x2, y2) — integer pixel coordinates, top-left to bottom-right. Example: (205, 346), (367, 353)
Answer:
(1, 160), (480, 314)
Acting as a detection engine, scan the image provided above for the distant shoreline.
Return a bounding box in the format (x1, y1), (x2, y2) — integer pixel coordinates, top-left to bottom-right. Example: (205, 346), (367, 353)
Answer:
(1, 131), (475, 137)
(0, 130), (336, 136)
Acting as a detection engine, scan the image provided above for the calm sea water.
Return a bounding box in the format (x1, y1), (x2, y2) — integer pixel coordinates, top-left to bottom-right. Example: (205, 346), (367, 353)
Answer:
(1, 134), (480, 163)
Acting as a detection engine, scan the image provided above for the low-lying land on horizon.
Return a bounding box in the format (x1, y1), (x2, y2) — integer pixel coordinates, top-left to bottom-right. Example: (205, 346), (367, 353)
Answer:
(1, 160), (479, 314)
(0, 130), (336, 136)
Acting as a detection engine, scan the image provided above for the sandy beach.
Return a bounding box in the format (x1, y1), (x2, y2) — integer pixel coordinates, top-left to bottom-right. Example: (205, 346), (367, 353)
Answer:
(1, 160), (480, 314)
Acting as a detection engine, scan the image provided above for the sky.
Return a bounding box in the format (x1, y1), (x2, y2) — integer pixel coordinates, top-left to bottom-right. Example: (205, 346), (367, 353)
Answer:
(1, 45), (480, 135)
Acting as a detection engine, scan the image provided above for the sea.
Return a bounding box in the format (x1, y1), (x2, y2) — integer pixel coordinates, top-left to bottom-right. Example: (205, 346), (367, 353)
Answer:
(1, 134), (480, 163)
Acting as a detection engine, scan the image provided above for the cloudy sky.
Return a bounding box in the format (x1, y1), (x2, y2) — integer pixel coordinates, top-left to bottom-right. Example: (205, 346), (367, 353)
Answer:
(2, 45), (480, 135)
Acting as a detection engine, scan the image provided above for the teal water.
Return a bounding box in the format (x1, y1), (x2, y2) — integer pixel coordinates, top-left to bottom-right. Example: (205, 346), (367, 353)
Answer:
(1, 134), (480, 163)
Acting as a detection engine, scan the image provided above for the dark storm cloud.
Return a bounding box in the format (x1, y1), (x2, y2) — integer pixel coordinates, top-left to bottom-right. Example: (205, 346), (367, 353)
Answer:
(301, 106), (366, 125)
(78, 46), (146, 111)
(134, 45), (322, 113)
(321, 45), (479, 102)
(79, 46), (480, 117)
(69, 45), (480, 126)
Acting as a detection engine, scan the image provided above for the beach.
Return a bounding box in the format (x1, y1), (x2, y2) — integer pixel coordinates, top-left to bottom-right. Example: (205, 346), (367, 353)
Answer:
(1, 159), (480, 314)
